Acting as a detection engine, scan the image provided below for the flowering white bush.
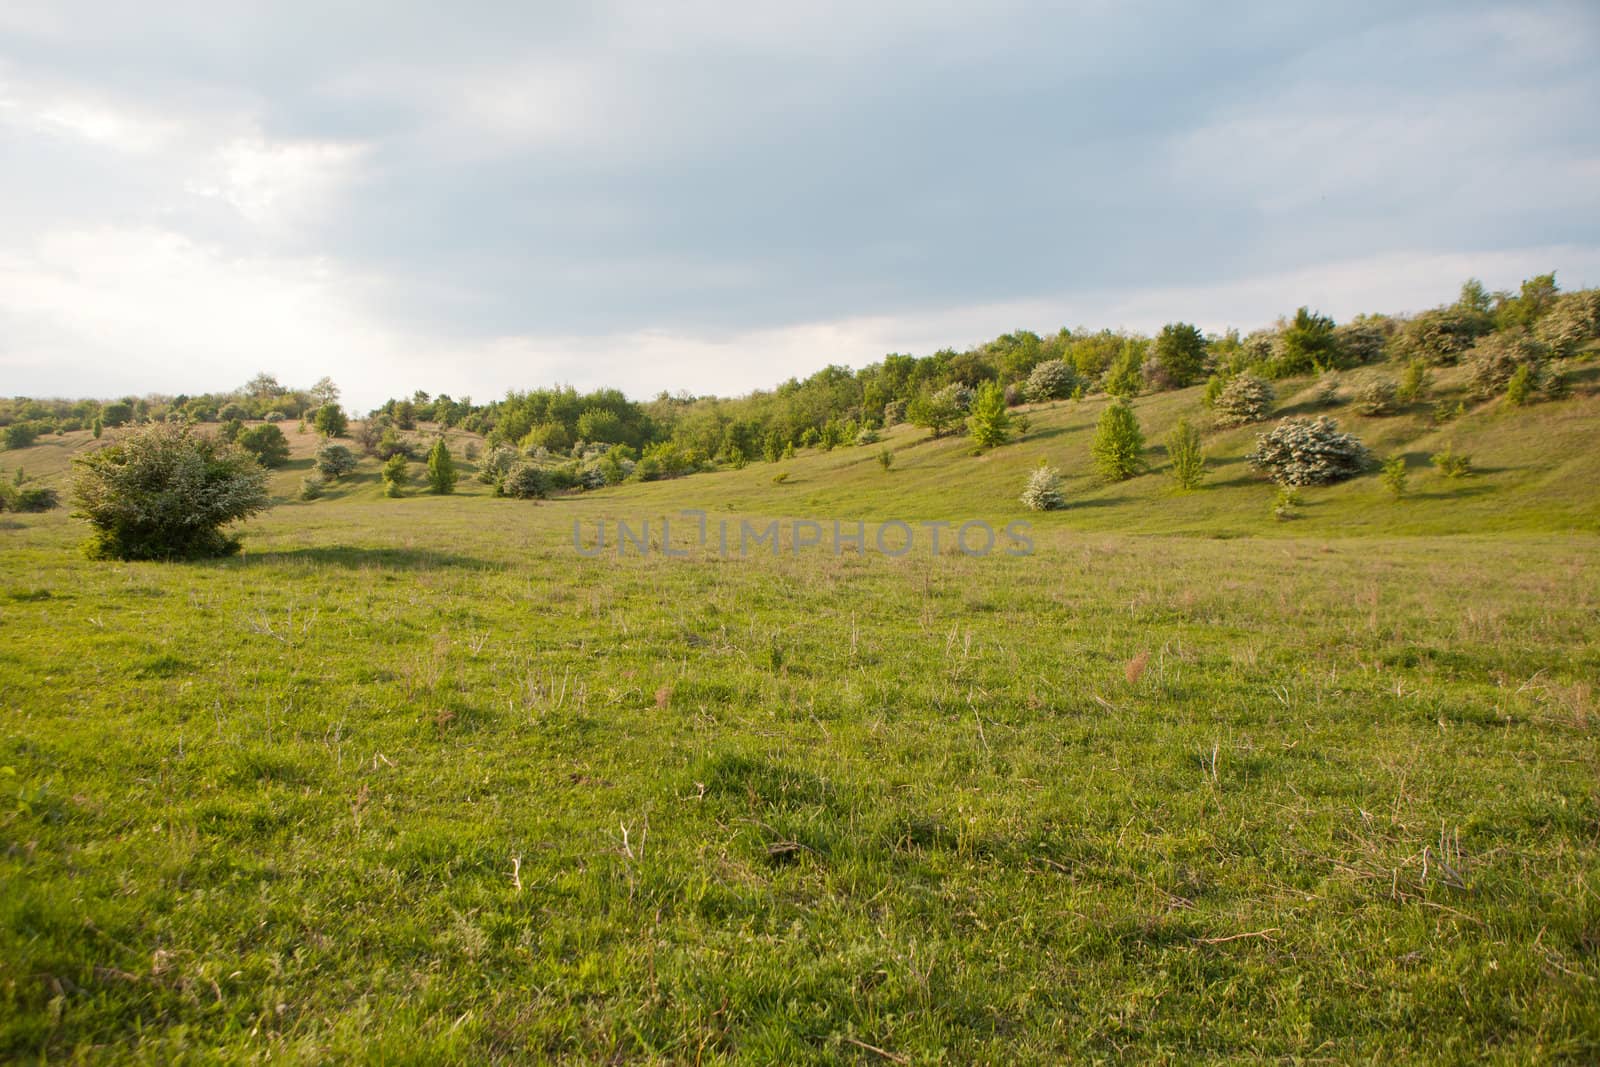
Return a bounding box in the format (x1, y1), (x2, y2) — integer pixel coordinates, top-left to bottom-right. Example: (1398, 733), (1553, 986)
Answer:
(1247, 416), (1370, 486)
(1353, 379), (1399, 416)
(1020, 464), (1066, 511)
(1535, 289), (1600, 356)
(1213, 374), (1274, 427)
(1023, 359), (1076, 402)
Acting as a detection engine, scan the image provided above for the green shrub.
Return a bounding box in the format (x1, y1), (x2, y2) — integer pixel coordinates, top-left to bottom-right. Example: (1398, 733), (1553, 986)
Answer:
(1213, 374), (1274, 427)
(1431, 447), (1472, 478)
(877, 448), (894, 472)
(1091, 400), (1146, 481)
(314, 443), (357, 480)
(70, 422), (268, 560)
(237, 424), (290, 468)
(0, 482), (60, 513)
(380, 454), (410, 497)
(1354, 379), (1399, 416)
(1247, 416), (1369, 486)
(1272, 486), (1303, 521)
(2, 423), (42, 450)
(1505, 365), (1534, 407)
(1396, 359), (1430, 403)
(1020, 464), (1066, 511)
(1381, 456), (1408, 499)
(1271, 307), (1338, 376)
(1166, 418), (1206, 490)
(477, 444), (519, 485)
(299, 474), (325, 500)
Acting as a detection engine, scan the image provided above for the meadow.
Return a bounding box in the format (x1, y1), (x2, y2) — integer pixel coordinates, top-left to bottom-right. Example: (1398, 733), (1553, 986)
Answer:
(3, 373), (1599, 1063)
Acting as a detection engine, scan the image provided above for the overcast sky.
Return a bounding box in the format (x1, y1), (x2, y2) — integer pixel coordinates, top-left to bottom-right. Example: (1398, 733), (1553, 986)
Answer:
(3, 1), (1597, 411)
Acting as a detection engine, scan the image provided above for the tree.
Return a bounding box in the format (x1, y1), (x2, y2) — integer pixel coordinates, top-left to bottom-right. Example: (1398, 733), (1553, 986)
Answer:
(1275, 307), (1338, 375)
(238, 424), (290, 468)
(244, 372), (284, 400)
(1152, 323), (1208, 388)
(1166, 418), (1206, 489)
(1381, 456), (1408, 499)
(1020, 464), (1066, 511)
(1354, 379), (1399, 416)
(309, 376), (341, 407)
(1247, 417), (1370, 486)
(92, 417), (103, 440)
(1104, 344), (1144, 398)
(966, 381), (1012, 449)
(906, 386), (962, 438)
(70, 422), (269, 560)
(877, 448), (894, 472)
(426, 438), (457, 494)
(1091, 400), (1145, 481)
(380, 454), (410, 497)
(314, 443), (357, 480)
(101, 401), (133, 427)
(312, 403), (348, 438)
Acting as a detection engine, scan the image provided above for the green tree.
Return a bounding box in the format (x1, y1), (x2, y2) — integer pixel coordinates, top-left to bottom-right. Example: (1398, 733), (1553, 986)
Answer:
(1152, 323), (1208, 388)
(381, 454), (410, 497)
(966, 381), (1012, 449)
(1381, 456), (1408, 499)
(92, 417), (103, 439)
(877, 448), (894, 472)
(238, 424), (290, 468)
(70, 422), (269, 560)
(1103, 344), (1144, 398)
(426, 438), (457, 494)
(1091, 400), (1145, 481)
(1166, 418), (1206, 489)
(906, 386), (961, 438)
(1276, 307), (1338, 375)
(312, 403), (348, 438)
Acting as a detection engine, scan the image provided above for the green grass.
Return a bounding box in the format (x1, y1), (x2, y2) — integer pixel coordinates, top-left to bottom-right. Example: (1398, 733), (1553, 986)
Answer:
(2, 369), (1599, 1062)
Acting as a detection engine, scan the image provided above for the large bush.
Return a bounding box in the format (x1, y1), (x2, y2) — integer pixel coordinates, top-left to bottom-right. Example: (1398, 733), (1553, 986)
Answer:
(1391, 306), (1493, 365)
(501, 461), (551, 499)
(1467, 330), (1547, 398)
(1213, 374), (1274, 426)
(1533, 289), (1600, 356)
(314, 443), (357, 480)
(1247, 416), (1370, 487)
(70, 422), (269, 560)
(1023, 359), (1076, 402)
(238, 424), (290, 468)
(1332, 317), (1394, 366)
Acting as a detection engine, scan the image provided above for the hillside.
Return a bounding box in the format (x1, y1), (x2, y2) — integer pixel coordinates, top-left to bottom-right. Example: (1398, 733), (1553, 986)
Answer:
(7, 355), (1599, 541)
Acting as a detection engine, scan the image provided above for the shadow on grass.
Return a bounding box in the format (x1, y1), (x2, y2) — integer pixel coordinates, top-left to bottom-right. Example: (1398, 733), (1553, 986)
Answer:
(230, 545), (495, 570)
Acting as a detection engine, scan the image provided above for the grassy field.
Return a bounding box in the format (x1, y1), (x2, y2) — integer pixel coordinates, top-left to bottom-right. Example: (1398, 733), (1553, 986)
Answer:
(3, 373), (1599, 1062)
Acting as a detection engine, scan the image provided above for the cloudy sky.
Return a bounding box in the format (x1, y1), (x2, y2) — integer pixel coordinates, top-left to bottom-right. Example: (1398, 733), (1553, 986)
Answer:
(2, 1), (1597, 411)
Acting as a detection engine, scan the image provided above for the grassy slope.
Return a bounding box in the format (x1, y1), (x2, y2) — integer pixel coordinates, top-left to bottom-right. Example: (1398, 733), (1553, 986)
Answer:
(1, 363), (1598, 1063)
